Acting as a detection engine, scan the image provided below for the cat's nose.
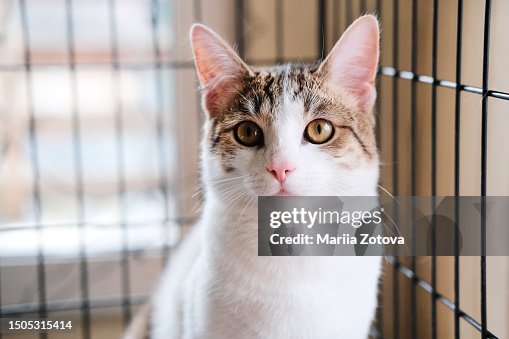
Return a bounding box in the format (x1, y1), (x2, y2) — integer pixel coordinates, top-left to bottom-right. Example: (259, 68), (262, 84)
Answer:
(266, 162), (295, 184)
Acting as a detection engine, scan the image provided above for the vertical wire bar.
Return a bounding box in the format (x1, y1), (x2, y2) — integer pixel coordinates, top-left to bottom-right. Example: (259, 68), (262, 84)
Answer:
(0, 261), (2, 339)
(345, 0), (352, 26)
(391, 0), (399, 197)
(332, 0), (339, 44)
(410, 0), (418, 337)
(107, 0), (131, 326)
(391, 0), (400, 338)
(480, 0), (492, 337)
(360, 0), (367, 13)
(150, 0), (171, 267)
(374, 0), (381, 148)
(275, 0), (283, 64)
(409, 2), (417, 204)
(194, 0), (202, 21)
(453, 1), (464, 338)
(430, 0), (439, 337)
(19, 2), (47, 339)
(318, 0), (326, 59)
(374, 1), (383, 336)
(0, 262), (2, 335)
(64, 0), (90, 337)
(235, 0), (245, 59)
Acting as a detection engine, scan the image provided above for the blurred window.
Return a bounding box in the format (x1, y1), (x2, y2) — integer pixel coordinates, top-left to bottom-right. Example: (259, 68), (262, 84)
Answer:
(0, 0), (181, 261)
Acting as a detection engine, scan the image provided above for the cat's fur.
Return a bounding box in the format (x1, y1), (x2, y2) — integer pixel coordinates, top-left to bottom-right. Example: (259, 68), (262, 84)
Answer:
(127, 15), (381, 339)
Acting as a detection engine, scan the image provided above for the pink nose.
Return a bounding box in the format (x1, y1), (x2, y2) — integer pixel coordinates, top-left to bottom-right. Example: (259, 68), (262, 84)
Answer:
(266, 162), (295, 184)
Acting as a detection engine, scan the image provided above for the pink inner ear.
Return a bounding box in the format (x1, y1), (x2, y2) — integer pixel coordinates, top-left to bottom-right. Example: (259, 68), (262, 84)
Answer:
(190, 24), (250, 116)
(320, 16), (379, 112)
(203, 78), (237, 112)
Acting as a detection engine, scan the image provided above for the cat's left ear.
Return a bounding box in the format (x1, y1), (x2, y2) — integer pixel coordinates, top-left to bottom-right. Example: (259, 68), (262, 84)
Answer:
(190, 24), (253, 118)
(318, 15), (379, 113)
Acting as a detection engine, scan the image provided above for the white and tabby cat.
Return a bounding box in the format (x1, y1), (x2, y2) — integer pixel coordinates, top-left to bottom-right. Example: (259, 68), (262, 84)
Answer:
(126, 15), (381, 339)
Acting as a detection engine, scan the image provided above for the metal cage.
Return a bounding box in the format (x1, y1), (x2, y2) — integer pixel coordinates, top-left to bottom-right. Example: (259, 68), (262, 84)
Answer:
(0, 0), (508, 338)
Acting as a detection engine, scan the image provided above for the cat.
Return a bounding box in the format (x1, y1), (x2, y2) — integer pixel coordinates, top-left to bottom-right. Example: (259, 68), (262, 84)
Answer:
(125, 14), (381, 339)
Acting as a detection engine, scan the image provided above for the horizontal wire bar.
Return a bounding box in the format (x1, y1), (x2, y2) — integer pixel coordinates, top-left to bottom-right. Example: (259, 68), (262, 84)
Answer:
(0, 60), (195, 71)
(462, 85), (482, 94)
(0, 295), (149, 316)
(489, 90), (509, 100)
(387, 256), (500, 339)
(2, 59), (507, 105)
(0, 217), (197, 232)
(3, 61), (506, 100)
(379, 66), (509, 101)
(0, 57), (319, 72)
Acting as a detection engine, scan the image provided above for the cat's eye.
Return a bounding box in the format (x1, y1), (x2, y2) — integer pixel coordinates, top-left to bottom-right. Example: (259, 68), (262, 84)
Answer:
(305, 119), (334, 144)
(234, 121), (263, 147)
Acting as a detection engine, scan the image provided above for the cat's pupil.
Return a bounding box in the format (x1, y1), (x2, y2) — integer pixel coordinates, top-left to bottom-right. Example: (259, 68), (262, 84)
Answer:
(246, 126), (252, 137)
(316, 123), (322, 135)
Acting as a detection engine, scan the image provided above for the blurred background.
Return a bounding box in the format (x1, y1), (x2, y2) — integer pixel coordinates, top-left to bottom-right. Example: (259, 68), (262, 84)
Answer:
(0, 0), (508, 338)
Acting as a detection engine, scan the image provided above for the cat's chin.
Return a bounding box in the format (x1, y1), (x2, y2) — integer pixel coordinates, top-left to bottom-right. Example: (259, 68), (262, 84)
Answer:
(274, 189), (296, 196)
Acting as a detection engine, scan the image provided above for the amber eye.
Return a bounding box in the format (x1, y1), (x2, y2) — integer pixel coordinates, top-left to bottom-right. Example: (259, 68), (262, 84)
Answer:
(305, 119), (334, 144)
(234, 121), (263, 147)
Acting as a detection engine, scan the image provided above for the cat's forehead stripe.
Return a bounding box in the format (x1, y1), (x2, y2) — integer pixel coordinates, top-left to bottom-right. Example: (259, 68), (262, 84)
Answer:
(262, 75), (275, 106)
(219, 65), (345, 124)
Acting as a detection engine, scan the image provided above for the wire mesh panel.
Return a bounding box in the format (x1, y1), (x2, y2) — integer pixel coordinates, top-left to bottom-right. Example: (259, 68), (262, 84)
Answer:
(1, 0), (508, 338)
(0, 0), (183, 337)
(374, 0), (509, 338)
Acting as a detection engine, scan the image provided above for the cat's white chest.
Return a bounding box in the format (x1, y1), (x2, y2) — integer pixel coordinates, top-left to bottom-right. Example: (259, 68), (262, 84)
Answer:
(152, 203), (381, 339)
(189, 246), (381, 339)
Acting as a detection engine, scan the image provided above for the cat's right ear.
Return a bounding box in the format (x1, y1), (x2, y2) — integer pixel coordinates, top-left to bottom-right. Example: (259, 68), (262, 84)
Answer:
(317, 15), (379, 114)
(190, 24), (252, 118)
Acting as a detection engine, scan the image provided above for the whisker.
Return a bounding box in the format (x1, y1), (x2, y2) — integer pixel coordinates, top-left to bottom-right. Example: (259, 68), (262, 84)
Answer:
(377, 184), (399, 205)
(380, 210), (410, 253)
(210, 175), (249, 184)
(234, 196), (252, 229)
(221, 186), (249, 209)
(192, 175), (249, 198)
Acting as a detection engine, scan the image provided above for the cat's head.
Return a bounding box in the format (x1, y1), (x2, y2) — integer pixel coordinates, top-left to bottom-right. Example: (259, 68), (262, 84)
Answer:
(191, 15), (380, 201)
